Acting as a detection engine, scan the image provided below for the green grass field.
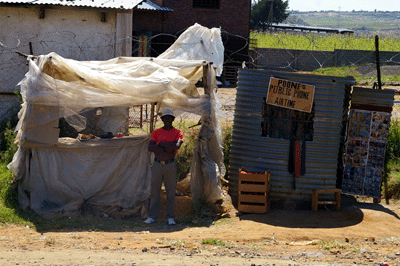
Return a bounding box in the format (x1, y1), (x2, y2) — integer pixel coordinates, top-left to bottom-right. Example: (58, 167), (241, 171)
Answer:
(250, 32), (400, 51)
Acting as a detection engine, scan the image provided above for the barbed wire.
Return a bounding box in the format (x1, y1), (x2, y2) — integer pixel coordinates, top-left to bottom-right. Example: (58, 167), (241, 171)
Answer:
(1, 30), (400, 93)
(2, 29), (400, 129)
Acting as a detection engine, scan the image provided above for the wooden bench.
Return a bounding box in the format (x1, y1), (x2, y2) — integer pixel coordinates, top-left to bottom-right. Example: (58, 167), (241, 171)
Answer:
(312, 189), (341, 211)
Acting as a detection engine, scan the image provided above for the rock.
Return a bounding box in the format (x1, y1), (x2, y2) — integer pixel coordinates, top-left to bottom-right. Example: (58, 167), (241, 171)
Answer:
(142, 247), (148, 252)
(176, 175), (191, 196)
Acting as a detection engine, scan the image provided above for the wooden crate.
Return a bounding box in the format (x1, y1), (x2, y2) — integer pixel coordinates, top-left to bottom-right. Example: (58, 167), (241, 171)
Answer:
(238, 170), (270, 214)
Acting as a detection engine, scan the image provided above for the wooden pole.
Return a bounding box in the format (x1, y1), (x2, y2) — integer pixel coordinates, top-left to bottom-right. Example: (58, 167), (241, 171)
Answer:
(150, 103), (155, 133)
(375, 35), (382, 90)
(203, 62), (210, 96)
(29, 42), (33, 55)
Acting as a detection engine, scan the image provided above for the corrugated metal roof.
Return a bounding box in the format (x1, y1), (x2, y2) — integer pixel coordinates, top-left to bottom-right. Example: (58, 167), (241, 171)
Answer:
(0, 0), (144, 10)
(229, 69), (355, 206)
(137, 0), (172, 11)
(352, 87), (395, 108)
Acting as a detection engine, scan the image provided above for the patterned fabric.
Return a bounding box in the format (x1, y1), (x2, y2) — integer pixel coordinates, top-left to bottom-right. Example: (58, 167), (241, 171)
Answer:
(261, 102), (315, 141)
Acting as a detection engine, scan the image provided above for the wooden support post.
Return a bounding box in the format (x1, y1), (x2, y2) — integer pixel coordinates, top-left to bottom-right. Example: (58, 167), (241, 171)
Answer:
(203, 62), (210, 96)
(149, 103), (155, 133)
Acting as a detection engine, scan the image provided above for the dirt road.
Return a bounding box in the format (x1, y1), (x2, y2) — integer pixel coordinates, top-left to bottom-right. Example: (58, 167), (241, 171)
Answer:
(1, 88), (400, 265)
(1, 197), (399, 266)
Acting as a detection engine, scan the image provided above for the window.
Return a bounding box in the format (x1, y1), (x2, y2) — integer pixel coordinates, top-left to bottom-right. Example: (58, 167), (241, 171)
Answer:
(261, 98), (315, 141)
(193, 0), (220, 9)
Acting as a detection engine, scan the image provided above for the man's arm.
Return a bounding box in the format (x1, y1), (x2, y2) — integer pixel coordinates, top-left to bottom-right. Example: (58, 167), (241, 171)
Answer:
(148, 140), (166, 153)
(158, 140), (183, 152)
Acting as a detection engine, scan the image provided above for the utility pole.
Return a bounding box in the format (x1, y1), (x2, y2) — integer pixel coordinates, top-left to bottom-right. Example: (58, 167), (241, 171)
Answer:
(266, 0), (274, 31)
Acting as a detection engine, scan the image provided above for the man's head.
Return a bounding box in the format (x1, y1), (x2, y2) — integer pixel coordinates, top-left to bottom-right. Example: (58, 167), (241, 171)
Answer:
(161, 108), (174, 118)
(161, 108), (175, 127)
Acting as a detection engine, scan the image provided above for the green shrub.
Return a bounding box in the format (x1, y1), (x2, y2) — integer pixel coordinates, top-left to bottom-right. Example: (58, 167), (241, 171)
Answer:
(222, 123), (232, 179)
(175, 123), (200, 182)
(383, 119), (400, 199)
(0, 125), (17, 165)
(387, 170), (400, 199)
(386, 119), (400, 159)
(0, 162), (27, 225)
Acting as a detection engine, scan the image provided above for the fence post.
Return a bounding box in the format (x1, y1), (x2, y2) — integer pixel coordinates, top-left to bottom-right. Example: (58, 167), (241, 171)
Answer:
(375, 35), (382, 90)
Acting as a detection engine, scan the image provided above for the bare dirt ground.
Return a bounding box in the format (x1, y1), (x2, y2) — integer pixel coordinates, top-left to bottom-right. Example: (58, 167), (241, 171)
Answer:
(0, 197), (399, 266)
(1, 88), (400, 265)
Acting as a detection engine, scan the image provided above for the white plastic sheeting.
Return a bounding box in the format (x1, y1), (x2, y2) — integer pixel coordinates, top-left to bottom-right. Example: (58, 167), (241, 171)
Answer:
(158, 23), (224, 77)
(11, 137), (151, 219)
(8, 24), (226, 218)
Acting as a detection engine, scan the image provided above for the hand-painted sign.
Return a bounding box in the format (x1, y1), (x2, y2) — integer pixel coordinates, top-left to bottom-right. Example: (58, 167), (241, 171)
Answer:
(266, 77), (315, 113)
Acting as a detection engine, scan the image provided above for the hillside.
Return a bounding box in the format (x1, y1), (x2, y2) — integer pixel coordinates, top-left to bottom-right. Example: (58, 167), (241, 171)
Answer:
(288, 11), (400, 36)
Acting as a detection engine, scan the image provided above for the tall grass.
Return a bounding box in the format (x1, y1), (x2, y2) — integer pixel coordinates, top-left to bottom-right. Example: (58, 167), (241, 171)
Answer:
(174, 121), (201, 182)
(175, 121), (233, 182)
(250, 31), (400, 51)
(384, 119), (400, 199)
(312, 66), (400, 85)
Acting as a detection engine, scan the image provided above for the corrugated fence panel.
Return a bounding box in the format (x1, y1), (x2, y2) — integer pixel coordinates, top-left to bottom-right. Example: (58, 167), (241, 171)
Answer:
(352, 87), (395, 108)
(229, 69), (355, 204)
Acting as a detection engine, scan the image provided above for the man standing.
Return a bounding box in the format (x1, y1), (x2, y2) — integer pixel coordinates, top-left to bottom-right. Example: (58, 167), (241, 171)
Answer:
(144, 108), (183, 225)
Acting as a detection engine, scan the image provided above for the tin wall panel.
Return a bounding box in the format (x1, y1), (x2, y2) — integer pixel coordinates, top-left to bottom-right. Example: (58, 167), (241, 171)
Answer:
(229, 69), (355, 203)
(352, 87), (395, 108)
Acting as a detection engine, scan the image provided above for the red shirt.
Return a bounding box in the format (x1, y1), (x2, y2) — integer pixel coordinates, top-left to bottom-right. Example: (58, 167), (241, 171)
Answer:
(150, 127), (183, 153)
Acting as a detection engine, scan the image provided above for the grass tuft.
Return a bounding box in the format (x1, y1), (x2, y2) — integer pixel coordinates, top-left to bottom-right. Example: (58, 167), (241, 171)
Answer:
(201, 238), (226, 246)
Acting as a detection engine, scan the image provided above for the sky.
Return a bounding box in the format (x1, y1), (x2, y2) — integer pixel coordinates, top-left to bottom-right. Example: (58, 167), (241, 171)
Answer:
(286, 0), (400, 12)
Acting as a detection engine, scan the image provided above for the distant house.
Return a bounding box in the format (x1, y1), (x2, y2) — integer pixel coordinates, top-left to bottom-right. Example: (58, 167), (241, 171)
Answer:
(268, 23), (354, 35)
(0, 0), (144, 125)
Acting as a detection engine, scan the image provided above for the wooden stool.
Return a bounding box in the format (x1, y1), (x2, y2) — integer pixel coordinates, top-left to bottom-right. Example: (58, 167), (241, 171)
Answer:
(312, 189), (341, 211)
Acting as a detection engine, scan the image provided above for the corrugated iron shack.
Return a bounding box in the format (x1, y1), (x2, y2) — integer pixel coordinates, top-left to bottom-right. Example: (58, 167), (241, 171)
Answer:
(229, 69), (356, 208)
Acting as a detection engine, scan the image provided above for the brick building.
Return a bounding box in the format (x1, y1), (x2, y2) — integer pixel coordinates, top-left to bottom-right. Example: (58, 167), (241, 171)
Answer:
(134, 0), (252, 83)
(134, 0), (250, 37)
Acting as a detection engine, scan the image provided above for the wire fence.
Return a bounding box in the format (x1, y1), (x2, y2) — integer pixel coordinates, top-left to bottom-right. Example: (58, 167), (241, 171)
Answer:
(248, 33), (400, 88)
(2, 29), (400, 127)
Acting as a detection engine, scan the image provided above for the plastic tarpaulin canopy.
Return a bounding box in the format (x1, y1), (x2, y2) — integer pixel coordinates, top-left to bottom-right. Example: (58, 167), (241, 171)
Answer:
(8, 23), (226, 218)
(13, 137), (151, 219)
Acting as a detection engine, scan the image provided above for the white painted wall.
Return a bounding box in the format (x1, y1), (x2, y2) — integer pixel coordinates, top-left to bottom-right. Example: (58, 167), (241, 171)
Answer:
(0, 6), (132, 124)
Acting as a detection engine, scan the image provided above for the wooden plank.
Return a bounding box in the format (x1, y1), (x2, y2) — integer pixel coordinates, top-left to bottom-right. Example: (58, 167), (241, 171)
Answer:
(239, 194), (268, 204)
(313, 189), (341, 194)
(318, 201), (336, 204)
(239, 173), (269, 183)
(239, 184), (267, 193)
(312, 189), (341, 211)
(238, 203), (268, 214)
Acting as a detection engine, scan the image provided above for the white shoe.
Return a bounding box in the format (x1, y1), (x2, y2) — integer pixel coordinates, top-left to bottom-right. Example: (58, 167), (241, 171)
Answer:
(167, 218), (176, 225)
(144, 217), (156, 224)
